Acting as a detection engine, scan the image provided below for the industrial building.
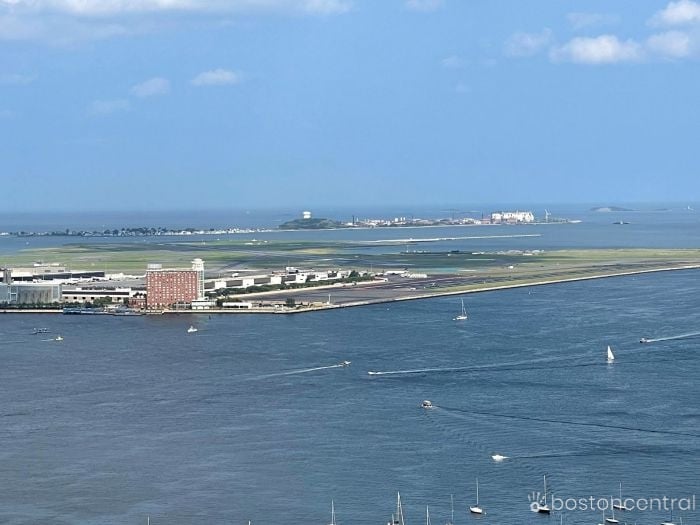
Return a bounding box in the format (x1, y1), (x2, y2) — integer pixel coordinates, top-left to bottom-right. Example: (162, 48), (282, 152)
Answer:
(61, 287), (140, 304)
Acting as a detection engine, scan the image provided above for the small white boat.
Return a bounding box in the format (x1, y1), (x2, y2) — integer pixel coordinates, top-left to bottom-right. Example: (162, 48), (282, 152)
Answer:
(54, 335), (63, 342)
(612, 482), (629, 511)
(605, 505), (619, 524)
(535, 475), (551, 513)
(640, 337), (650, 344)
(491, 453), (508, 462)
(422, 400), (434, 409)
(607, 345), (615, 363)
(469, 478), (484, 514)
(339, 360), (351, 367)
(187, 325), (198, 333)
(453, 299), (468, 321)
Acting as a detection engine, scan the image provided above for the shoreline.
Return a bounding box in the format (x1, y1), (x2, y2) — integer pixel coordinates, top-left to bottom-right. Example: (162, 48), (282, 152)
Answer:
(2, 263), (698, 315)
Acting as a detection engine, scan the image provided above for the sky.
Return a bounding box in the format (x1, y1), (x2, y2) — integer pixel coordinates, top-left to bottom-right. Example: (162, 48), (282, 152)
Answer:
(1, 0), (699, 212)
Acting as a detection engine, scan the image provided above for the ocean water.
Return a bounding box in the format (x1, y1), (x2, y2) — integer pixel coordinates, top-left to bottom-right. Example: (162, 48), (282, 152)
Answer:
(1, 204), (699, 257)
(1, 269), (698, 524)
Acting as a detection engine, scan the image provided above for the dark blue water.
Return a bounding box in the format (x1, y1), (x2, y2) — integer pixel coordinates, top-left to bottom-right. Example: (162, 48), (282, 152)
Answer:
(1, 204), (699, 257)
(1, 270), (698, 524)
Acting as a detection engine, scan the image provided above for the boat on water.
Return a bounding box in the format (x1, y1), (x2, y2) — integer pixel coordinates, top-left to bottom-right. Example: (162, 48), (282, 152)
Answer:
(469, 478), (484, 514)
(491, 453), (508, 462)
(339, 360), (351, 367)
(535, 475), (551, 513)
(445, 494), (454, 525)
(605, 505), (620, 524)
(328, 500), (336, 525)
(387, 492), (405, 525)
(187, 325), (198, 333)
(62, 307), (109, 315)
(425, 505), (431, 525)
(612, 482), (629, 511)
(607, 345), (615, 363)
(54, 335), (63, 341)
(640, 337), (650, 343)
(453, 299), (468, 321)
(422, 400), (434, 409)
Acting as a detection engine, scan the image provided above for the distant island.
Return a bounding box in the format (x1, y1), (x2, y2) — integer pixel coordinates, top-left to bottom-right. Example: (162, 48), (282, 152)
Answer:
(590, 206), (634, 212)
(278, 218), (349, 230)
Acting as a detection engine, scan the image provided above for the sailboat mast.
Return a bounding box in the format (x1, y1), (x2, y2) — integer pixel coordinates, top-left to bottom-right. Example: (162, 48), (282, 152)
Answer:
(476, 478), (479, 505)
(450, 494), (454, 524)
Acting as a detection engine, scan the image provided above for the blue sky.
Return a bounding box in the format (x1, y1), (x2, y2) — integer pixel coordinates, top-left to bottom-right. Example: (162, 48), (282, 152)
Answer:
(1, 0), (699, 212)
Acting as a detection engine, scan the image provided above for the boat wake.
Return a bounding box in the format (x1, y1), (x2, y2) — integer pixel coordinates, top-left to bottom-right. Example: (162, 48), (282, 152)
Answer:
(640, 331), (700, 344)
(367, 233), (542, 244)
(439, 406), (700, 438)
(367, 354), (594, 377)
(257, 362), (350, 379)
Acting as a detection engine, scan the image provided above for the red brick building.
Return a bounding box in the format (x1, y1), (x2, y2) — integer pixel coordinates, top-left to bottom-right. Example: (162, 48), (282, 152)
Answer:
(146, 265), (200, 309)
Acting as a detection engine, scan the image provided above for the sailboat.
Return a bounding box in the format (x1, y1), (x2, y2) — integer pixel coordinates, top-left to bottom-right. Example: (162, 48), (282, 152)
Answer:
(329, 500), (337, 525)
(445, 495), (454, 525)
(426, 505), (431, 525)
(612, 482), (628, 511)
(453, 299), (468, 321)
(387, 492), (405, 525)
(187, 325), (198, 333)
(535, 475), (551, 513)
(605, 505), (620, 524)
(607, 345), (615, 363)
(469, 478), (483, 514)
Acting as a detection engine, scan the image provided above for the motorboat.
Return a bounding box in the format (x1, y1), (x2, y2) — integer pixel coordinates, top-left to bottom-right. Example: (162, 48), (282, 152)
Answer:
(54, 335), (64, 342)
(640, 337), (650, 343)
(491, 453), (508, 462)
(339, 360), (351, 367)
(422, 400), (434, 409)
(187, 325), (198, 333)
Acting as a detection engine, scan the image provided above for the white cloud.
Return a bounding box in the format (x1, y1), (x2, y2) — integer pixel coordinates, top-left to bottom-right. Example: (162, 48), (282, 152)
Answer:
(440, 55), (465, 69)
(550, 35), (643, 64)
(647, 30), (693, 57)
(0, 0), (351, 42)
(191, 68), (241, 86)
(567, 12), (619, 31)
(404, 0), (443, 13)
(88, 98), (130, 116)
(504, 29), (552, 57)
(131, 77), (170, 97)
(0, 72), (35, 84)
(650, 0), (700, 26)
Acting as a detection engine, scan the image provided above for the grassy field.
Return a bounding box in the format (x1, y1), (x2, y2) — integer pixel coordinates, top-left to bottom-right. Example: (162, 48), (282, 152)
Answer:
(3, 238), (700, 279)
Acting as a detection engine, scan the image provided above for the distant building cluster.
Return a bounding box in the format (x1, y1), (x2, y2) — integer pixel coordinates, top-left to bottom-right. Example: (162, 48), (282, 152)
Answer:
(486, 211), (535, 224)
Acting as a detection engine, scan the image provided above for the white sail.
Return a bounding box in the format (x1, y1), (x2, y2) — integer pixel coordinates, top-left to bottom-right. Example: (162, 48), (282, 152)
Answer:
(607, 345), (615, 363)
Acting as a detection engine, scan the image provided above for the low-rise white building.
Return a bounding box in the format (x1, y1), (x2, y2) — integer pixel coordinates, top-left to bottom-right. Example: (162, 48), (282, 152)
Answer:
(490, 211), (535, 223)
